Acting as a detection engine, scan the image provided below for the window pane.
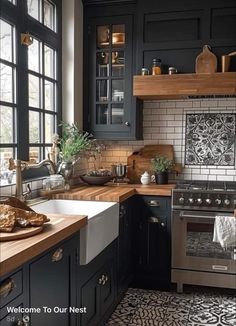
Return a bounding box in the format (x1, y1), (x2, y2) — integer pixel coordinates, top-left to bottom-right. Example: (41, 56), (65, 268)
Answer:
(44, 0), (55, 31)
(27, 0), (42, 21)
(28, 74), (41, 108)
(44, 80), (54, 111)
(29, 110), (40, 143)
(28, 39), (41, 73)
(0, 19), (14, 62)
(45, 113), (55, 143)
(0, 106), (14, 143)
(44, 45), (55, 78)
(111, 104), (124, 124)
(96, 104), (108, 124)
(0, 63), (14, 103)
(29, 147), (40, 162)
(0, 148), (14, 175)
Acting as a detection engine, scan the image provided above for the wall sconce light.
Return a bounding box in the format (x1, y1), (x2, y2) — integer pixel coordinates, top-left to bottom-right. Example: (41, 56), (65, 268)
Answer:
(21, 32), (33, 46)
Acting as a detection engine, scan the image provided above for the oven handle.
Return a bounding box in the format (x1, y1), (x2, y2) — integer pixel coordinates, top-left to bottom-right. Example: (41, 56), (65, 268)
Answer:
(179, 211), (216, 220)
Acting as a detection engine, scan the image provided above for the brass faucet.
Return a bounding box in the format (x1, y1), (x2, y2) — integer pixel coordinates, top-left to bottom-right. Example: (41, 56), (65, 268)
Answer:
(8, 158), (56, 201)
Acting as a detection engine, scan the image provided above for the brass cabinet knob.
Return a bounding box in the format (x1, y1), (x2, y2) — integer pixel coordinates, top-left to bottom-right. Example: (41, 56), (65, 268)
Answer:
(0, 278), (15, 298)
(52, 248), (63, 262)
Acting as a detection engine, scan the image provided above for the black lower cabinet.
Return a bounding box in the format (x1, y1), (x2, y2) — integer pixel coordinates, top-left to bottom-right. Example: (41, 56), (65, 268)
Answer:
(77, 240), (117, 326)
(132, 195), (171, 290)
(29, 235), (78, 326)
(117, 199), (133, 299)
(0, 296), (26, 326)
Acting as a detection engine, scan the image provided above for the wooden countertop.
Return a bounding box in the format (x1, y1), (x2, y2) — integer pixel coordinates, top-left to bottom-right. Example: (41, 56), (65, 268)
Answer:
(0, 214), (87, 277)
(54, 183), (176, 202)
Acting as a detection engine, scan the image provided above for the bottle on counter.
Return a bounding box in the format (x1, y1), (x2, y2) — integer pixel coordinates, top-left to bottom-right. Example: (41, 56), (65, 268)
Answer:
(152, 58), (162, 75)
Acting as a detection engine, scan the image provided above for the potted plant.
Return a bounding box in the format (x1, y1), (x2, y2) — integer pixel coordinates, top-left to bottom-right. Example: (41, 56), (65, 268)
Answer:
(151, 155), (173, 184)
(53, 122), (93, 189)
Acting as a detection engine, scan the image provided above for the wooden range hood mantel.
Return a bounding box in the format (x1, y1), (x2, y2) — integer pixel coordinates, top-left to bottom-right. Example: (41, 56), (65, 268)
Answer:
(133, 72), (236, 100)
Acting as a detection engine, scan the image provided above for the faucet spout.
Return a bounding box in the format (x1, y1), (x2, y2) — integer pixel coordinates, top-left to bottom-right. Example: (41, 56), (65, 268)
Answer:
(8, 158), (56, 201)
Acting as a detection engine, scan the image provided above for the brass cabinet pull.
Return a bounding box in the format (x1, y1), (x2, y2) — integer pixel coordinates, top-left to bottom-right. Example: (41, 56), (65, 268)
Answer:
(148, 216), (159, 224)
(148, 200), (160, 207)
(0, 278), (15, 298)
(52, 248), (63, 262)
(98, 274), (108, 285)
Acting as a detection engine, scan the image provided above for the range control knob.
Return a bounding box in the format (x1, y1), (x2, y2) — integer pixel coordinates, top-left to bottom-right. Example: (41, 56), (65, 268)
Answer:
(188, 197), (194, 205)
(179, 196), (185, 205)
(215, 198), (222, 206)
(224, 198), (230, 206)
(205, 198), (212, 205)
(197, 198), (202, 205)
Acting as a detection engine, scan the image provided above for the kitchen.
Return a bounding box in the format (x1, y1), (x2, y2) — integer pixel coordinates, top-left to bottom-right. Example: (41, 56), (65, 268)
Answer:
(0, 0), (236, 325)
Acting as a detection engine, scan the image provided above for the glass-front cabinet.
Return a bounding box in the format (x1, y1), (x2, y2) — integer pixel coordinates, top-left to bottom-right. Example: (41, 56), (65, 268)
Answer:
(85, 15), (140, 139)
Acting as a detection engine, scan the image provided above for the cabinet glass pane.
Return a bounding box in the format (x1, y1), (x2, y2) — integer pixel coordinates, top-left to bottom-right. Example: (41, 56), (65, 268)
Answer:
(96, 52), (109, 77)
(112, 51), (124, 77)
(97, 25), (110, 48)
(111, 104), (124, 125)
(96, 80), (109, 102)
(112, 80), (124, 102)
(96, 104), (108, 124)
(112, 24), (125, 46)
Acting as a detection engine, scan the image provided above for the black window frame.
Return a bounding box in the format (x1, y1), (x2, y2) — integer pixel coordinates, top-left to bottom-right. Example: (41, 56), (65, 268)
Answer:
(0, 0), (62, 161)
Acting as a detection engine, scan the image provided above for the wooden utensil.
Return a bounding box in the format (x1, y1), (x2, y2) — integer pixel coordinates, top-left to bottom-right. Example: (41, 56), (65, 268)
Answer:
(195, 45), (217, 74)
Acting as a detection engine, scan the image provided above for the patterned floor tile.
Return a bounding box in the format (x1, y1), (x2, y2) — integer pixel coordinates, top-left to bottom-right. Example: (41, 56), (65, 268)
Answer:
(106, 287), (236, 326)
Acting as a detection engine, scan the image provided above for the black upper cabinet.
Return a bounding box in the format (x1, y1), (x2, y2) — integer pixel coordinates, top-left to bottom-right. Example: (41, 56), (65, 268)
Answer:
(84, 6), (142, 140)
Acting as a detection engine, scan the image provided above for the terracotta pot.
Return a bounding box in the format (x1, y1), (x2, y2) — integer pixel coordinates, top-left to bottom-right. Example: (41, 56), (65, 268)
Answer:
(155, 172), (168, 185)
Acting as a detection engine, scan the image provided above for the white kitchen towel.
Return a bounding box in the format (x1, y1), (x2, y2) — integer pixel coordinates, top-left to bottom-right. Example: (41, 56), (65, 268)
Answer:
(213, 215), (236, 248)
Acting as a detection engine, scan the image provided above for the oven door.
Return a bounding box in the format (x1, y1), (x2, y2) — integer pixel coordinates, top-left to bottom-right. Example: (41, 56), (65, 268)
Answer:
(172, 210), (236, 274)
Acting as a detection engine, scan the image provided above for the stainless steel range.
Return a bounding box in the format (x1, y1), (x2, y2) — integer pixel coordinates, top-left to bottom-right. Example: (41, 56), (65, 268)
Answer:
(171, 180), (236, 292)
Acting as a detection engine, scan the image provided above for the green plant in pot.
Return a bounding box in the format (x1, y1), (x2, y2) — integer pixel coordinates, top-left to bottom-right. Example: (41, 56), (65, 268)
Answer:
(151, 155), (173, 184)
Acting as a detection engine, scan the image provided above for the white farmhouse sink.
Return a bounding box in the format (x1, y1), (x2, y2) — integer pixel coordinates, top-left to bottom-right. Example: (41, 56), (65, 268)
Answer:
(32, 199), (119, 265)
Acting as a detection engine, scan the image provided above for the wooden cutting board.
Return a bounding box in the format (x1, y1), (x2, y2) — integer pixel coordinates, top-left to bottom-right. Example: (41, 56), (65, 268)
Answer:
(127, 145), (181, 183)
(0, 226), (43, 241)
(195, 45), (217, 74)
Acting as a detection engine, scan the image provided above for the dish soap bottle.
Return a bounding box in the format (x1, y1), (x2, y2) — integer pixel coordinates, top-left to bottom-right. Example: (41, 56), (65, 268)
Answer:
(140, 171), (151, 185)
(152, 58), (162, 75)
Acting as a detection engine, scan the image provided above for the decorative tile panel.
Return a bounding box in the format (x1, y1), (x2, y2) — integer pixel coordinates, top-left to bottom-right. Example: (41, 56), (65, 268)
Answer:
(185, 113), (236, 166)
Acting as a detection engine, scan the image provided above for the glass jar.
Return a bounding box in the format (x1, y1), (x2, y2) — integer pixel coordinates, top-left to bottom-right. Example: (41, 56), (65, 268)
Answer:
(152, 58), (162, 75)
(43, 174), (65, 190)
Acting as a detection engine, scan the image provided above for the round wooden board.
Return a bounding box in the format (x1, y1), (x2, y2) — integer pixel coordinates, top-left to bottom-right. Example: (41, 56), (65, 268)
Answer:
(0, 226), (43, 241)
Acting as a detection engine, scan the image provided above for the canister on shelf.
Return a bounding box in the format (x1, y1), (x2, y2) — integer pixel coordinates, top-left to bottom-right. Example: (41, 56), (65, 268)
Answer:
(168, 67), (177, 75)
(152, 58), (162, 75)
(141, 68), (149, 75)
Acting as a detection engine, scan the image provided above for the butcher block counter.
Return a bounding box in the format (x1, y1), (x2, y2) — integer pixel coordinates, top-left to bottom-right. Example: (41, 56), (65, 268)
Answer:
(0, 214), (87, 277)
(53, 183), (176, 202)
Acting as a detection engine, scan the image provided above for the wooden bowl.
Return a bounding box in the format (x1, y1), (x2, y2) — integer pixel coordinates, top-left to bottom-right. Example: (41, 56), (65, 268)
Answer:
(80, 175), (113, 185)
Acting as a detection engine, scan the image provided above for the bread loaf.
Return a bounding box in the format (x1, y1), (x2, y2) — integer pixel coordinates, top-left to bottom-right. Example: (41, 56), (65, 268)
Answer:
(0, 204), (49, 232)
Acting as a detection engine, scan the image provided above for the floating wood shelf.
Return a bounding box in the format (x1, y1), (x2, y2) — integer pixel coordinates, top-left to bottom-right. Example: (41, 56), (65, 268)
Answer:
(133, 72), (236, 100)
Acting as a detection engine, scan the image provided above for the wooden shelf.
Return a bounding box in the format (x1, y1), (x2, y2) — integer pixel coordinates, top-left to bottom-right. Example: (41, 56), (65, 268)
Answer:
(133, 72), (236, 100)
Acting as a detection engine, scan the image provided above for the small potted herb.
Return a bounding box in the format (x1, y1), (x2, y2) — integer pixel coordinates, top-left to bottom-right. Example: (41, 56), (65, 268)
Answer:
(151, 155), (173, 184)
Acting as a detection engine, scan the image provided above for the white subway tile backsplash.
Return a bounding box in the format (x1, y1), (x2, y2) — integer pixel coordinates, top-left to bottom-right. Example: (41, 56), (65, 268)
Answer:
(216, 175), (234, 181)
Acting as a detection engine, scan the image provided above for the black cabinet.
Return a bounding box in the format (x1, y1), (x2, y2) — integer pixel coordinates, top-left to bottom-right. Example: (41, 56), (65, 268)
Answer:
(0, 235), (78, 326)
(28, 236), (78, 326)
(77, 240), (117, 326)
(0, 269), (26, 326)
(132, 195), (171, 289)
(84, 6), (142, 140)
(117, 199), (133, 297)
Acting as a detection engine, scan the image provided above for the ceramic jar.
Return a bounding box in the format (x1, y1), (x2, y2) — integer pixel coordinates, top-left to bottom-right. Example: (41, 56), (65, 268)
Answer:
(140, 171), (151, 185)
